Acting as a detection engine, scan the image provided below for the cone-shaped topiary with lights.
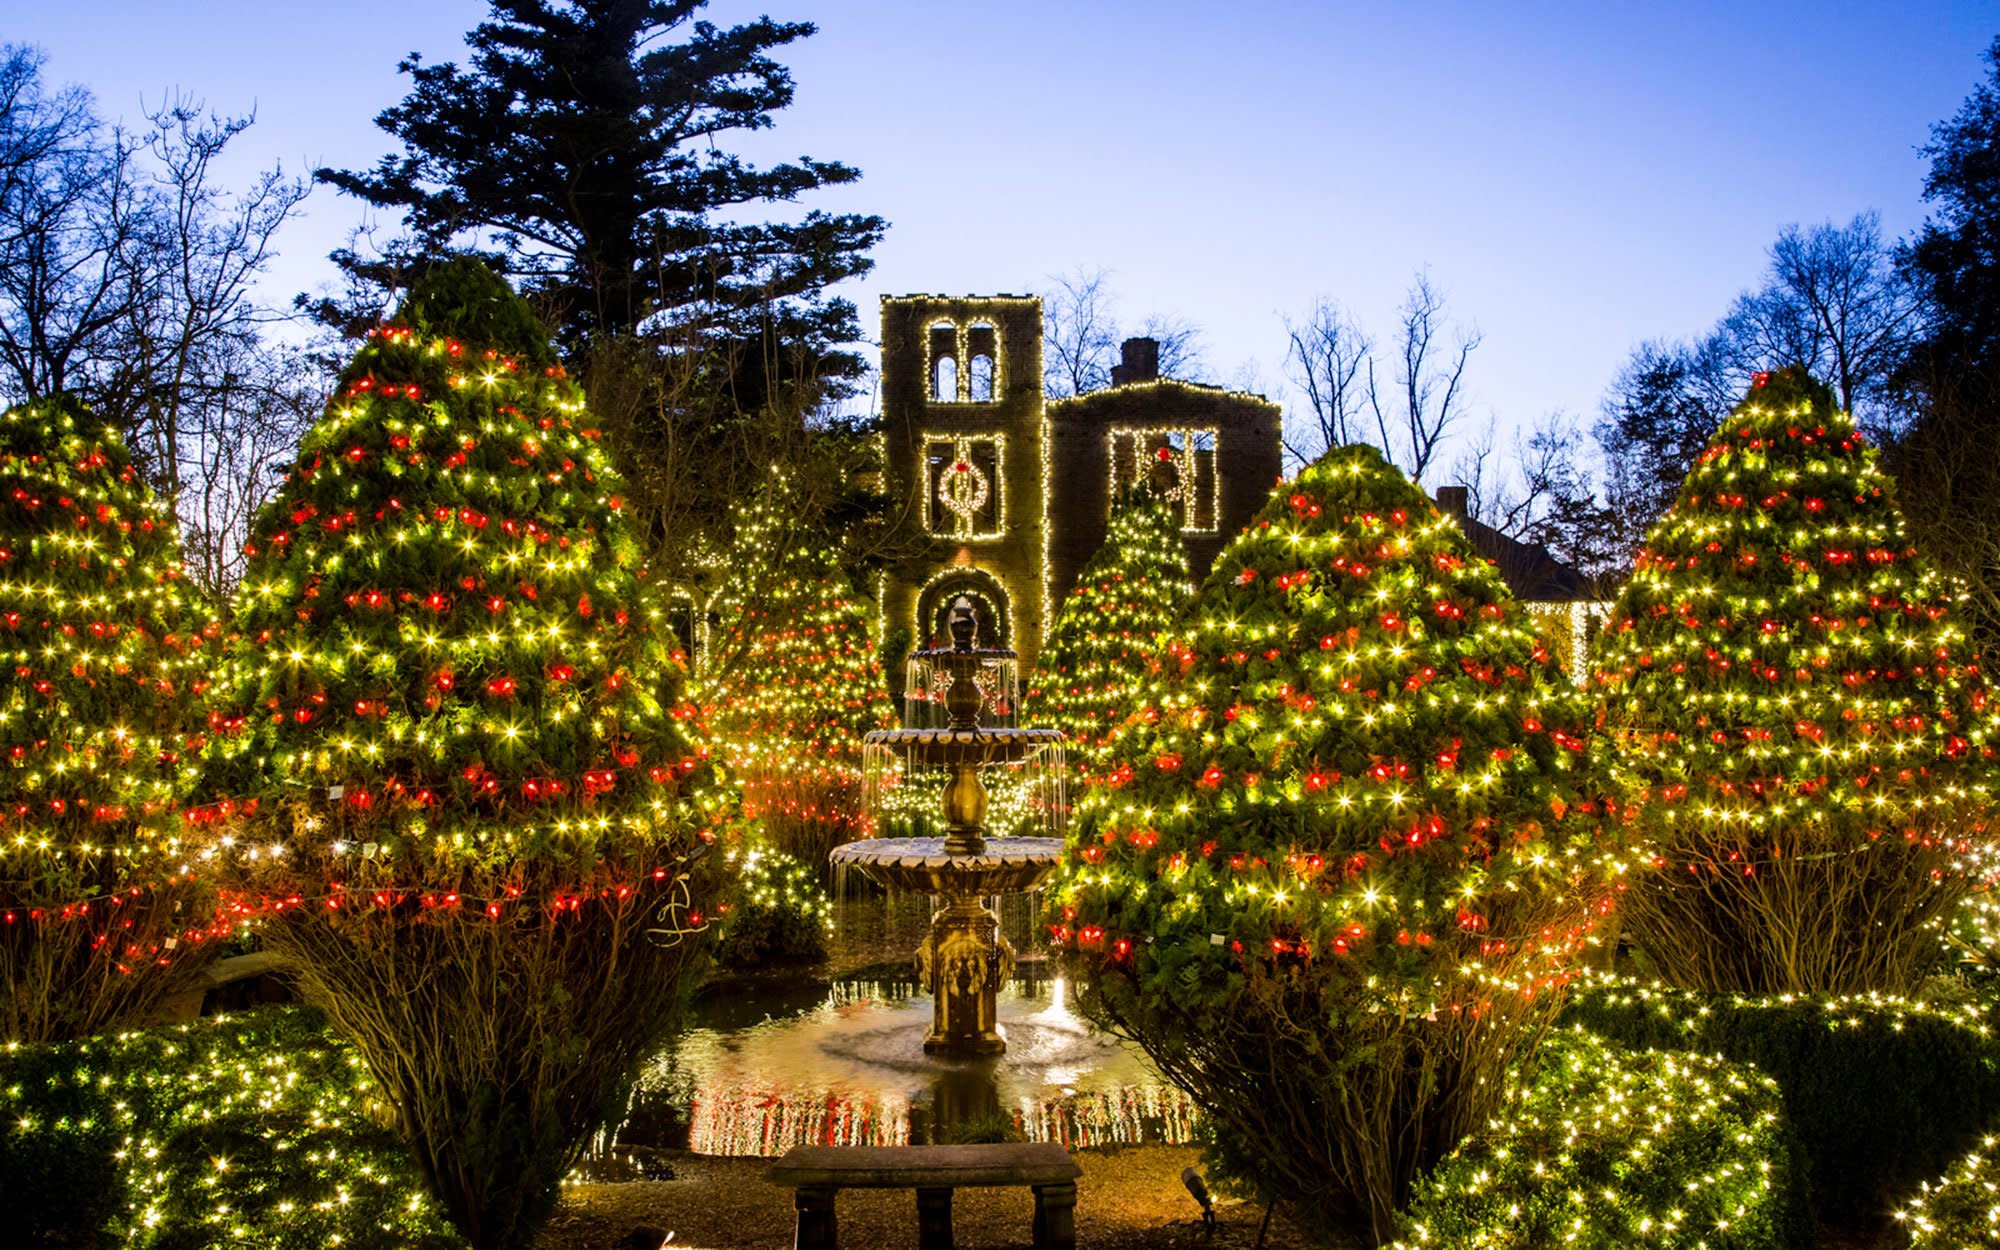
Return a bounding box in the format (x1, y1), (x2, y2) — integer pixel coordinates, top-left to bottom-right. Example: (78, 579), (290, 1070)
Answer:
(1056, 445), (1609, 1244)
(1592, 364), (1996, 994)
(0, 398), (222, 1041)
(700, 466), (893, 882)
(199, 260), (721, 1250)
(1025, 488), (1189, 774)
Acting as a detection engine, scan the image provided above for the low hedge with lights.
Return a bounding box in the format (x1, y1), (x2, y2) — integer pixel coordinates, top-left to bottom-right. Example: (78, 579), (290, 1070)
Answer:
(0, 1007), (462, 1249)
(1897, 1131), (2000, 1248)
(1564, 976), (2000, 1221)
(715, 838), (832, 967)
(1391, 1027), (1810, 1250)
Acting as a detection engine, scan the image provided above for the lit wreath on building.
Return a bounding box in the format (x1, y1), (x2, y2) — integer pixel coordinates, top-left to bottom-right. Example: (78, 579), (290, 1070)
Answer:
(938, 456), (992, 531)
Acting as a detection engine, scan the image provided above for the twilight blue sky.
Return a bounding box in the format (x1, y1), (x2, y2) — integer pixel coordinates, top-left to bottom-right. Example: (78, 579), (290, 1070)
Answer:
(9, 1), (1999, 471)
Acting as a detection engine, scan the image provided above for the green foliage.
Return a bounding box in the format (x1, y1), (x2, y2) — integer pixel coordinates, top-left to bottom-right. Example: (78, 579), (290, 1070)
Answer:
(313, 2), (883, 351)
(203, 264), (716, 1250)
(1903, 36), (2000, 383)
(714, 839), (830, 968)
(1896, 33), (2000, 651)
(1391, 1027), (1809, 1250)
(390, 258), (558, 372)
(206, 256), (718, 867)
(1593, 364), (1996, 994)
(0, 1008), (463, 1250)
(0, 396), (220, 1041)
(1025, 489), (1189, 772)
(1058, 445), (1610, 1242)
(1899, 1129), (2000, 1248)
(941, 1110), (1024, 1145)
(1948, 887), (2000, 988)
(701, 467), (893, 877)
(1564, 975), (2000, 1222)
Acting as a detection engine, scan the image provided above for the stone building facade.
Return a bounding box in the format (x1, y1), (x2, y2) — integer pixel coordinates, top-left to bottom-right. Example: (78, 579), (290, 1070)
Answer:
(878, 294), (1283, 671)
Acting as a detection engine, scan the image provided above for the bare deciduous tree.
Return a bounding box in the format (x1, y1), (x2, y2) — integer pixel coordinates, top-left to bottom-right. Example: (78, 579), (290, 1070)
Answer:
(1370, 273), (1480, 486)
(1767, 212), (1919, 426)
(1135, 311), (1205, 379)
(1450, 411), (1623, 585)
(1285, 274), (1480, 482)
(121, 99), (313, 601)
(117, 99), (310, 488)
(171, 348), (324, 601)
(1041, 266), (1206, 397)
(1722, 212), (1917, 435)
(0, 45), (144, 401)
(1043, 267), (1119, 398)
(0, 49), (316, 604)
(1594, 214), (1920, 551)
(1283, 298), (1372, 463)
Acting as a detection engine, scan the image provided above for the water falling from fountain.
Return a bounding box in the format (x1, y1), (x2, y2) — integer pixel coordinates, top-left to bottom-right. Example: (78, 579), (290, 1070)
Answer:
(831, 597), (1068, 1055)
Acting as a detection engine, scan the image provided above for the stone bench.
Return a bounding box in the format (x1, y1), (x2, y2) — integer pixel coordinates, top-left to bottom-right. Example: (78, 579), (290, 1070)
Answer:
(768, 1142), (1080, 1250)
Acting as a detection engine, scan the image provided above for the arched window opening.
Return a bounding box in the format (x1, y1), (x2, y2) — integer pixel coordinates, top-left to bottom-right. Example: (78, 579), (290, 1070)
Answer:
(919, 576), (1012, 651)
(966, 322), (999, 401)
(928, 321), (960, 402)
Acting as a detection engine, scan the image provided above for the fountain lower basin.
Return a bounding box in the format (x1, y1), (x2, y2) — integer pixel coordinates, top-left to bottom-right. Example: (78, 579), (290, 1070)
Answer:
(830, 835), (1065, 895)
(832, 836), (1065, 1055)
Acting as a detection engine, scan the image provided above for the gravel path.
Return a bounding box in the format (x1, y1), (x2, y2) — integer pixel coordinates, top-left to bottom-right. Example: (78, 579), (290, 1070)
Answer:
(537, 1145), (1347, 1250)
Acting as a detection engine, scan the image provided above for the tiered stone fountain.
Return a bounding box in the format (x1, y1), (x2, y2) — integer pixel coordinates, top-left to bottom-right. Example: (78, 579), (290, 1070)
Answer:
(831, 598), (1065, 1055)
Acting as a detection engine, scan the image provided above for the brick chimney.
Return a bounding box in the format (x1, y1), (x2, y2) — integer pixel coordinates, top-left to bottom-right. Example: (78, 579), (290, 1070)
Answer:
(1435, 485), (1469, 519)
(1110, 337), (1160, 386)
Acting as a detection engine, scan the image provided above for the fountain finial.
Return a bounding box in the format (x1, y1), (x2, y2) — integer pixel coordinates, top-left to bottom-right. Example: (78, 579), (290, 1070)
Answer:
(947, 595), (978, 651)
(942, 599), (987, 735)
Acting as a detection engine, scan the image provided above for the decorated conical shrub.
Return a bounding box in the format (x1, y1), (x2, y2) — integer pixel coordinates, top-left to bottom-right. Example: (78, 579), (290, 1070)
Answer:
(199, 260), (720, 1250)
(701, 467), (893, 882)
(0, 398), (220, 1041)
(1592, 364), (1996, 994)
(1024, 488), (1189, 774)
(1056, 445), (1607, 1243)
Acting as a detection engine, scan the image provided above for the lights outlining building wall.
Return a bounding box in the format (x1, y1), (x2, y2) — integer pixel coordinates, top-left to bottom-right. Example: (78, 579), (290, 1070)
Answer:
(878, 296), (1282, 678)
(880, 296), (1046, 677)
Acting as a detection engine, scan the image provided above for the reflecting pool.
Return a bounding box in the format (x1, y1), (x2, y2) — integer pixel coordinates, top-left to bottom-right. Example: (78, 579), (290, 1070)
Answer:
(583, 964), (1196, 1174)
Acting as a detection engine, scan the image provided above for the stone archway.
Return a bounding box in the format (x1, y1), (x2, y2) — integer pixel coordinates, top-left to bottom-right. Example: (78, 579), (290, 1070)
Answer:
(916, 569), (1012, 652)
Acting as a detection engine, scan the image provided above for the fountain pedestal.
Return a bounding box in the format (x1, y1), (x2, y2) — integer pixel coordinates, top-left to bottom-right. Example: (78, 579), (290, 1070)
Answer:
(919, 894), (1010, 1053)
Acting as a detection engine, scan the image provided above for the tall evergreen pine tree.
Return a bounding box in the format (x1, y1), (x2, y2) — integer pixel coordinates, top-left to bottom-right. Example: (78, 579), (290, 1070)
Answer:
(201, 260), (718, 1250)
(0, 398), (218, 1041)
(1593, 364), (1996, 994)
(1025, 489), (1188, 773)
(315, 0), (883, 355)
(1059, 445), (1605, 1243)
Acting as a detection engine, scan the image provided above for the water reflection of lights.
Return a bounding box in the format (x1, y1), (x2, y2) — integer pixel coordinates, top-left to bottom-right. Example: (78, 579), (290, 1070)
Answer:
(595, 975), (1197, 1161)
